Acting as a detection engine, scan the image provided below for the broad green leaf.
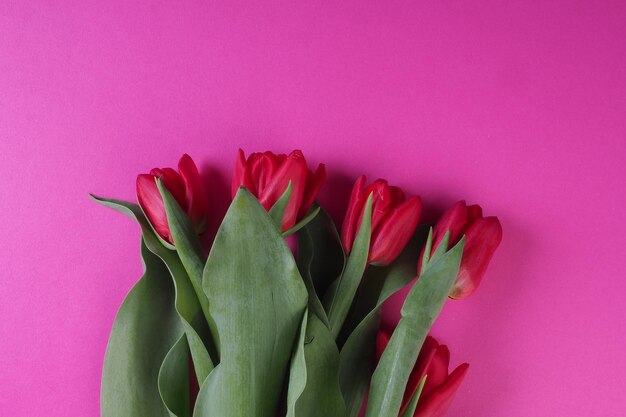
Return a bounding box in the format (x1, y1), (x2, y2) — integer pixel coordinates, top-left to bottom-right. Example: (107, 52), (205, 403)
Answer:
(195, 189), (308, 417)
(327, 194), (373, 338)
(292, 312), (346, 417)
(92, 195), (214, 383)
(158, 334), (191, 417)
(399, 376), (426, 417)
(364, 235), (465, 417)
(338, 228), (427, 417)
(268, 181), (292, 228)
(101, 240), (183, 417)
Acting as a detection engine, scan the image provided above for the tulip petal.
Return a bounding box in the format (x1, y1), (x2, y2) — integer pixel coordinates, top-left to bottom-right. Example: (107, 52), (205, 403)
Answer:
(449, 216), (502, 299)
(137, 174), (172, 243)
(341, 175), (367, 253)
(420, 344), (450, 399)
(432, 201), (468, 251)
(259, 150), (308, 230)
(299, 163), (326, 218)
(368, 197), (422, 266)
(159, 168), (187, 211)
(178, 154), (210, 234)
(367, 180), (395, 233)
(232, 149), (251, 197)
(414, 363), (469, 417)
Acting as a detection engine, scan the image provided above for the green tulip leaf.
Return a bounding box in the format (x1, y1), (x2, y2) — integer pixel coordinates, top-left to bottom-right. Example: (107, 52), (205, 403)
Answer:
(268, 181), (292, 229)
(297, 221), (331, 327)
(158, 334), (191, 417)
(301, 206), (345, 304)
(399, 376), (427, 417)
(287, 311), (346, 417)
(286, 310), (309, 417)
(364, 233), (464, 417)
(92, 195), (214, 384)
(327, 193), (373, 339)
(283, 206), (321, 237)
(194, 189), (308, 417)
(338, 228), (427, 417)
(101, 240), (183, 417)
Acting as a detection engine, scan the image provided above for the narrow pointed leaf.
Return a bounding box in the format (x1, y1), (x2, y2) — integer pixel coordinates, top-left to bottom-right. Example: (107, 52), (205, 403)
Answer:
(399, 376), (427, 417)
(365, 237), (465, 417)
(268, 181), (292, 228)
(283, 206), (321, 237)
(157, 181), (219, 363)
(338, 228), (427, 417)
(327, 194), (373, 338)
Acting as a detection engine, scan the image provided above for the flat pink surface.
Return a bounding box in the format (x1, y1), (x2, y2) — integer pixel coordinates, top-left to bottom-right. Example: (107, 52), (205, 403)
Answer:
(1, 1), (625, 416)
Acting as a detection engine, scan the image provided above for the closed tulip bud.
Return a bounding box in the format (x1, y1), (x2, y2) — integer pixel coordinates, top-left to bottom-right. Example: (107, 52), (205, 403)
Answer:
(232, 149), (325, 231)
(376, 326), (469, 417)
(136, 154), (209, 244)
(342, 176), (422, 266)
(425, 201), (503, 299)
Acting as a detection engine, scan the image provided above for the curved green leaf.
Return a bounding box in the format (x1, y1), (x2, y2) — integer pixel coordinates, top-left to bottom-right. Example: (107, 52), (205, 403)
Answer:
(286, 311), (309, 417)
(283, 206), (321, 237)
(365, 234), (465, 417)
(92, 195), (214, 384)
(301, 206), (345, 303)
(158, 335), (191, 417)
(268, 181), (292, 228)
(327, 194), (373, 338)
(101, 240), (183, 417)
(399, 376), (426, 417)
(338, 228), (427, 417)
(292, 312), (346, 417)
(297, 223), (330, 327)
(157, 181), (219, 362)
(195, 189), (308, 417)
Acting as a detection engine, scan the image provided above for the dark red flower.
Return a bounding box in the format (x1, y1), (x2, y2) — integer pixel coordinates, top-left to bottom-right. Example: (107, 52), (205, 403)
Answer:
(423, 201), (502, 299)
(231, 149), (325, 231)
(376, 326), (469, 417)
(136, 154), (209, 244)
(341, 176), (421, 266)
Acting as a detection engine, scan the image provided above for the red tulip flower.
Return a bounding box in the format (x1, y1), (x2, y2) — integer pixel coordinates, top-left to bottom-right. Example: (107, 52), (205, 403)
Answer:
(232, 149), (326, 231)
(376, 326), (469, 417)
(341, 176), (422, 266)
(136, 154), (209, 244)
(424, 201), (502, 299)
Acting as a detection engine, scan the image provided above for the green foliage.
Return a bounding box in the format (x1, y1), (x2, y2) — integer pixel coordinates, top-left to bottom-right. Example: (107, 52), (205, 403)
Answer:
(195, 189), (308, 417)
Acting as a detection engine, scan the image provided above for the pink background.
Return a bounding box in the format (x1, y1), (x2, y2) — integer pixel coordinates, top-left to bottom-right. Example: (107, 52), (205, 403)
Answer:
(1, 1), (625, 416)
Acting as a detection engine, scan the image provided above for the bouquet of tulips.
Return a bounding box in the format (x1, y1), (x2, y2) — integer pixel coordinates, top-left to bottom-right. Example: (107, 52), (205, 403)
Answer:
(93, 150), (502, 417)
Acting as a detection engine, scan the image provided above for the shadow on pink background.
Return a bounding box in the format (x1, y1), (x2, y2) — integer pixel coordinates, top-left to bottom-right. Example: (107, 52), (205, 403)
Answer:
(1, 1), (625, 416)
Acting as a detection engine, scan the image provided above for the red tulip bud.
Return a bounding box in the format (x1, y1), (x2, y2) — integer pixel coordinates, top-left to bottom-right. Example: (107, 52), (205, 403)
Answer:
(136, 154), (209, 244)
(232, 149), (326, 231)
(342, 176), (422, 266)
(424, 201), (502, 299)
(376, 326), (469, 417)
